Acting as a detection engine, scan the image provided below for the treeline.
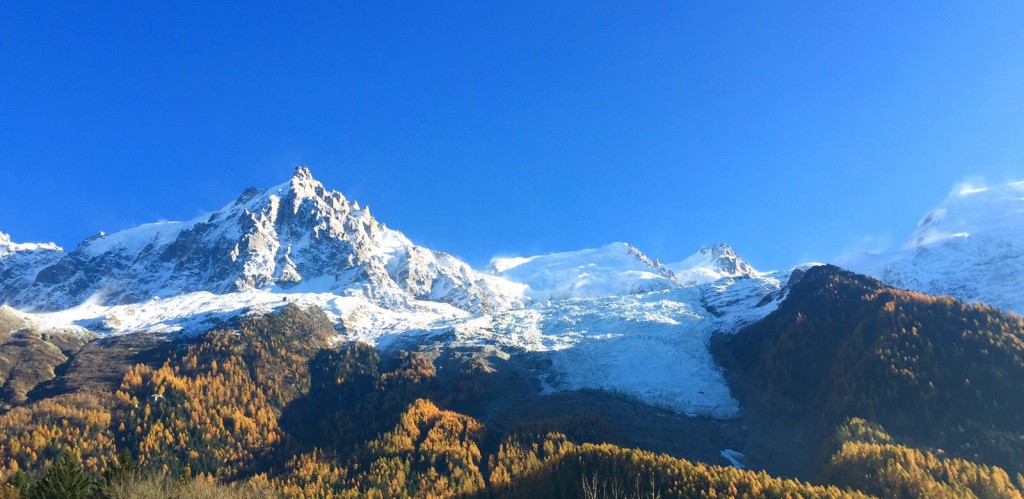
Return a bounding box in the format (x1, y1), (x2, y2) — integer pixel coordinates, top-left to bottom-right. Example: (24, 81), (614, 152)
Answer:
(0, 305), (867, 497)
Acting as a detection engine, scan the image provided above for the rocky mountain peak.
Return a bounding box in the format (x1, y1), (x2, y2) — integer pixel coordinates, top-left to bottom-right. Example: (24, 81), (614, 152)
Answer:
(708, 242), (734, 257)
(3, 167), (520, 312)
(0, 232), (64, 305)
(292, 165), (315, 182)
(287, 166), (328, 201)
(705, 243), (757, 277)
(666, 243), (759, 285)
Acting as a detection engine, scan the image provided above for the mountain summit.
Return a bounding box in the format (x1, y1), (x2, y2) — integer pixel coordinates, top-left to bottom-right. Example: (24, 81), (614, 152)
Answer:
(0, 167), (800, 416)
(5, 167), (520, 312)
(906, 181), (1024, 248)
(844, 180), (1024, 313)
(667, 243), (759, 285)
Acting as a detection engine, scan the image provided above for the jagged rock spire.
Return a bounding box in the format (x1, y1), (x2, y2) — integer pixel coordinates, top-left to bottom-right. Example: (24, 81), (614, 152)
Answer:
(288, 166), (328, 200)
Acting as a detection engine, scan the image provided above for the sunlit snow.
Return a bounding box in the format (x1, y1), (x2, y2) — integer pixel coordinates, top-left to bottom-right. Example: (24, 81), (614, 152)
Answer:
(843, 180), (1024, 314)
(0, 169), (792, 419)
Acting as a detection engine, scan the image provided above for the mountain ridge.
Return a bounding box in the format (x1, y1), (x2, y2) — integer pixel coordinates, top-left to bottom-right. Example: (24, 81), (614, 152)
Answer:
(7, 167), (522, 314)
(6, 168), (1024, 419)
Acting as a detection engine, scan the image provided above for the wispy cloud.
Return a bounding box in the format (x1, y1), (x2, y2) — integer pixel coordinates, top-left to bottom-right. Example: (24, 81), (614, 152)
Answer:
(950, 175), (990, 197)
(832, 233), (894, 266)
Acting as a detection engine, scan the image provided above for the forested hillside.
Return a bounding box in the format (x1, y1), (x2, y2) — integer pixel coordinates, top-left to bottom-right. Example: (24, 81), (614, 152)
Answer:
(3, 267), (1024, 497)
(715, 265), (1024, 493)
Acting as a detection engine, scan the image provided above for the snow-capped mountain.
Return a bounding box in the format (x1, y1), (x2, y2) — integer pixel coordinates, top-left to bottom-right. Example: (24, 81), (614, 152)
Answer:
(843, 181), (1024, 314)
(6, 170), (1024, 421)
(0, 167), (791, 418)
(667, 243), (759, 285)
(488, 241), (765, 301)
(7, 167), (522, 313)
(0, 232), (64, 306)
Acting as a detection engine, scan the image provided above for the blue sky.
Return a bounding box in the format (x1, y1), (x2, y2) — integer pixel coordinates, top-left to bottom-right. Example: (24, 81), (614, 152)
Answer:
(2, 2), (1023, 270)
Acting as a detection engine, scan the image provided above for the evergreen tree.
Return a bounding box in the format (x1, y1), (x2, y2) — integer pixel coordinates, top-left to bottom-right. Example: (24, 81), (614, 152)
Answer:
(30, 452), (96, 499)
(5, 471), (28, 498)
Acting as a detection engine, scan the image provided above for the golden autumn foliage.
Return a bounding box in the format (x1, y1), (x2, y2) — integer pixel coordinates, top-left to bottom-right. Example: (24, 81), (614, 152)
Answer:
(100, 472), (282, 499)
(264, 399), (486, 498)
(268, 450), (352, 499)
(822, 418), (1024, 498)
(107, 305), (335, 479)
(179, 305), (337, 410)
(113, 357), (281, 478)
(0, 393), (117, 477)
(489, 432), (868, 498)
(360, 398), (486, 497)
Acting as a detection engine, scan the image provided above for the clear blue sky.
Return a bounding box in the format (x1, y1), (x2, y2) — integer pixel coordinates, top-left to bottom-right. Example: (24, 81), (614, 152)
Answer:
(2, 2), (1024, 270)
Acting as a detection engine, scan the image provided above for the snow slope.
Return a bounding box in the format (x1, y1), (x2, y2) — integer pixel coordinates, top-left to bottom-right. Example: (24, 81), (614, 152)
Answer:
(843, 181), (1024, 314)
(11, 238), (784, 418)
(395, 261), (783, 417)
(489, 242), (676, 300)
(7, 172), (1012, 417)
(30, 288), (469, 342)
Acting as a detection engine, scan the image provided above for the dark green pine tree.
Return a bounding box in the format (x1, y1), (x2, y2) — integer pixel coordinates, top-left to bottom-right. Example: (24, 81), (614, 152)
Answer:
(29, 452), (96, 499)
(5, 471), (29, 498)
